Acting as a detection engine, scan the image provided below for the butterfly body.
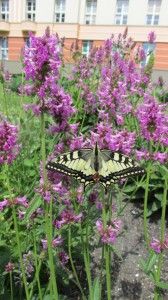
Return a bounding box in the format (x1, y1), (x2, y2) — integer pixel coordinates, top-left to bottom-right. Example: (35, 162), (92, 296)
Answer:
(46, 142), (146, 191)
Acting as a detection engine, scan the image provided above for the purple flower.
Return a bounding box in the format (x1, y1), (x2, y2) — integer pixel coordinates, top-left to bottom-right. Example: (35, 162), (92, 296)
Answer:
(134, 46), (146, 63)
(0, 63), (12, 85)
(41, 235), (62, 250)
(56, 209), (83, 227)
(96, 219), (122, 244)
(22, 27), (76, 137)
(58, 249), (69, 267)
(135, 96), (168, 146)
(148, 31), (156, 43)
(52, 235), (63, 248)
(0, 199), (10, 211)
(5, 262), (14, 272)
(14, 251), (34, 285)
(0, 120), (21, 164)
(153, 152), (167, 164)
(0, 196), (27, 211)
(150, 238), (163, 253)
(150, 234), (168, 254)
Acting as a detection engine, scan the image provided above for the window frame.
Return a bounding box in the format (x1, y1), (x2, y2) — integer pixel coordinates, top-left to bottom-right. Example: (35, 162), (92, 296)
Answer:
(0, 37), (8, 60)
(82, 40), (93, 56)
(85, 0), (97, 25)
(140, 43), (156, 68)
(55, 0), (66, 23)
(25, 0), (36, 22)
(0, 0), (9, 21)
(146, 0), (161, 25)
(115, 0), (129, 25)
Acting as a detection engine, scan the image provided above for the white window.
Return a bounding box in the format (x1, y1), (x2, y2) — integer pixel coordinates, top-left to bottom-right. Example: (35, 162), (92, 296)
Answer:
(85, 0), (97, 25)
(26, 0), (36, 21)
(82, 41), (92, 55)
(0, 0), (9, 21)
(0, 37), (8, 60)
(115, 0), (129, 25)
(146, 0), (161, 25)
(140, 43), (156, 67)
(55, 0), (66, 23)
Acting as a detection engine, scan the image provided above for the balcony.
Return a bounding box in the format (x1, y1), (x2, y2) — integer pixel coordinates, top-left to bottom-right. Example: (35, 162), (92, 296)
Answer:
(21, 21), (36, 32)
(0, 21), (10, 32)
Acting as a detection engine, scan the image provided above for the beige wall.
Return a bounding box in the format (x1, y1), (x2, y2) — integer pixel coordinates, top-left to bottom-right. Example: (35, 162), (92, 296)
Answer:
(66, 0), (80, 23)
(159, 0), (168, 25)
(6, 0), (168, 26)
(128, 0), (147, 26)
(36, 0), (55, 23)
(96, 0), (116, 25)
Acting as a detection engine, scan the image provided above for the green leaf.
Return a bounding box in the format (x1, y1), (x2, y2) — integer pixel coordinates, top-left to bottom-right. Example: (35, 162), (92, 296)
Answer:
(109, 244), (122, 259)
(93, 277), (101, 300)
(154, 193), (163, 202)
(123, 185), (135, 193)
(157, 164), (168, 178)
(145, 251), (157, 272)
(138, 256), (146, 272)
(147, 200), (162, 217)
(156, 281), (168, 290)
(23, 158), (34, 166)
(24, 195), (42, 220)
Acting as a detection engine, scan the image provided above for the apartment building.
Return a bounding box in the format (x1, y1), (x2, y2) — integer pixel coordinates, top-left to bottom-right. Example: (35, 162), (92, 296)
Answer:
(0, 0), (168, 74)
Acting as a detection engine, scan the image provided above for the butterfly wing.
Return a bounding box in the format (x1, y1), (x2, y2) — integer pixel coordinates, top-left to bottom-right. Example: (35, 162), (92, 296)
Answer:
(46, 148), (96, 189)
(99, 150), (146, 189)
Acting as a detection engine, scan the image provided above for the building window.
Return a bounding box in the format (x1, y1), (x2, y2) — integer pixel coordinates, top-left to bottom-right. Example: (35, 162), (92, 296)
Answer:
(0, 37), (8, 60)
(55, 0), (66, 23)
(85, 0), (97, 25)
(0, 0), (9, 21)
(140, 43), (156, 67)
(26, 0), (36, 21)
(82, 41), (92, 55)
(146, 0), (161, 25)
(115, 0), (129, 25)
(25, 37), (31, 47)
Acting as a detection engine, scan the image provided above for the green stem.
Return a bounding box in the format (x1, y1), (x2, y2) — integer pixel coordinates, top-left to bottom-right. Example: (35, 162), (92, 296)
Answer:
(101, 186), (111, 300)
(68, 226), (86, 299)
(99, 245), (105, 300)
(2, 84), (9, 119)
(79, 222), (92, 300)
(12, 206), (30, 300)
(31, 222), (43, 300)
(143, 160), (151, 250)
(40, 110), (58, 299)
(154, 176), (168, 299)
(9, 271), (13, 300)
(5, 163), (30, 300)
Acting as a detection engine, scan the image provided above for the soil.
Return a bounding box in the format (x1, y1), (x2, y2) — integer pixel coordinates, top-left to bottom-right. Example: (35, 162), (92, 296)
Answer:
(91, 199), (168, 300)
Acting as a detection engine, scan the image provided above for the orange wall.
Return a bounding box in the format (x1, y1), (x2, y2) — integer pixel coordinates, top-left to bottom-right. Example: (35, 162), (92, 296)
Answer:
(155, 43), (168, 70)
(6, 36), (168, 70)
(8, 37), (24, 60)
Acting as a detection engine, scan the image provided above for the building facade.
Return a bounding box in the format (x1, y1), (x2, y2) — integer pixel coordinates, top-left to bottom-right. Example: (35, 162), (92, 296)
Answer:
(0, 0), (168, 74)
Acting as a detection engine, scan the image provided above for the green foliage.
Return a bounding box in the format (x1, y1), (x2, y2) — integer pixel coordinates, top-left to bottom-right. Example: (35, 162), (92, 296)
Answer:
(10, 74), (23, 92)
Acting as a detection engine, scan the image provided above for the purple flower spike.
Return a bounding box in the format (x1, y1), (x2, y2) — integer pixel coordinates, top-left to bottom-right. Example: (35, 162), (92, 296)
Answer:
(0, 120), (21, 165)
